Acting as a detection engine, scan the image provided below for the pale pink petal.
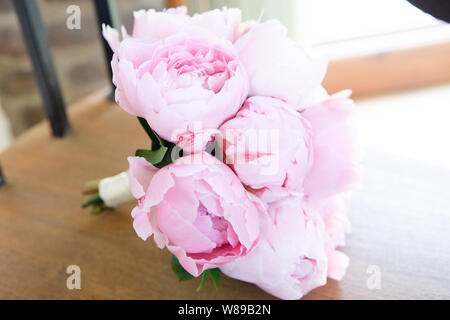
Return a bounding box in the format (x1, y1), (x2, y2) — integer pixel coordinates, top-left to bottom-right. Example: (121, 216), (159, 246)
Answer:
(235, 20), (327, 108)
(132, 209), (153, 241)
(326, 250), (349, 280)
(302, 95), (360, 199)
(132, 7), (189, 40)
(191, 7), (242, 42)
(128, 156), (158, 200)
(102, 24), (120, 52)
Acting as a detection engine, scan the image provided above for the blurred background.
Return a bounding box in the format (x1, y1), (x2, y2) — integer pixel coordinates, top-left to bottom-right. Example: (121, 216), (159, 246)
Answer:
(0, 0), (449, 168)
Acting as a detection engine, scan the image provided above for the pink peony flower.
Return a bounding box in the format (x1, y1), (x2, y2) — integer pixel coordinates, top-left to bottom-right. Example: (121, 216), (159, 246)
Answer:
(299, 91), (359, 281)
(190, 7), (242, 42)
(307, 193), (352, 280)
(219, 96), (313, 192)
(302, 92), (360, 199)
(103, 22), (249, 152)
(234, 19), (327, 109)
(220, 196), (328, 300)
(131, 6), (242, 43)
(314, 193), (352, 250)
(128, 152), (266, 277)
(131, 6), (189, 41)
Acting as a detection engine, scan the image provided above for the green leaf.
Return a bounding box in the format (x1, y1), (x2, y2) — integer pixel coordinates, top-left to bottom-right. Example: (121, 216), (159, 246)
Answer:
(84, 179), (100, 188)
(155, 143), (182, 169)
(171, 255), (221, 291)
(196, 268), (221, 292)
(135, 147), (168, 165)
(196, 271), (209, 292)
(136, 117), (182, 169)
(209, 268), (221, 290)
(90, 206), (102, 215)
(171, 255), (195, 282)
(137, 117), (163, 150)
(81, 193), (103, 209)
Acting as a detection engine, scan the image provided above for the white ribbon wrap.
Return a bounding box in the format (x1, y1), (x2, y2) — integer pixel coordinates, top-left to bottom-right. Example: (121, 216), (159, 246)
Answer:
(98, 171), (134, 208)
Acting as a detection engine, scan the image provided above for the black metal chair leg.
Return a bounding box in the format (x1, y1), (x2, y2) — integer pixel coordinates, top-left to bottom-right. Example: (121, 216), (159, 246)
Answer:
(12, 0), (70, 138)
(0, 164), (5, 188)
(93, 0), (120, 100)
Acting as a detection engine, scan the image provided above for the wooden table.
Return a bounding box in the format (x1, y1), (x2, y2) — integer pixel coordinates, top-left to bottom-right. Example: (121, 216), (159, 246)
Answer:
(1, 92), (449, 299)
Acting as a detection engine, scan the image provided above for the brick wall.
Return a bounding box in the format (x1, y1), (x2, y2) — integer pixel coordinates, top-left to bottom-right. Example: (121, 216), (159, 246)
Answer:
(0, 0), (164, 137)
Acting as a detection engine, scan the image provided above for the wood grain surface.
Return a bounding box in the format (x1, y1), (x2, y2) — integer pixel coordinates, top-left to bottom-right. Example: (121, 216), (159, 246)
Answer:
(0, 91), (449, 299)
(324, 42), (450, 98)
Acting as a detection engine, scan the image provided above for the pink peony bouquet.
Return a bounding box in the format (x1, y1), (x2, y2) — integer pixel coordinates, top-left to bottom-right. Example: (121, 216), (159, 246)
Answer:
(83, 6), (360, 300)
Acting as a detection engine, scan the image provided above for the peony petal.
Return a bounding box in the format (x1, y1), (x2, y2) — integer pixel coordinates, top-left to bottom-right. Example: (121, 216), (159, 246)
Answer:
(132, 208), (153, 241)
(235, 20), (327, 108)
(191, 7), (242, 42)
(302, 95), (360, 199)
(128, 156), (158, 200)
(132, 7), (189, 40)
(102, 24), (120, 52)
(327, 250), (349, 281)
(156, 200), (216, 254)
